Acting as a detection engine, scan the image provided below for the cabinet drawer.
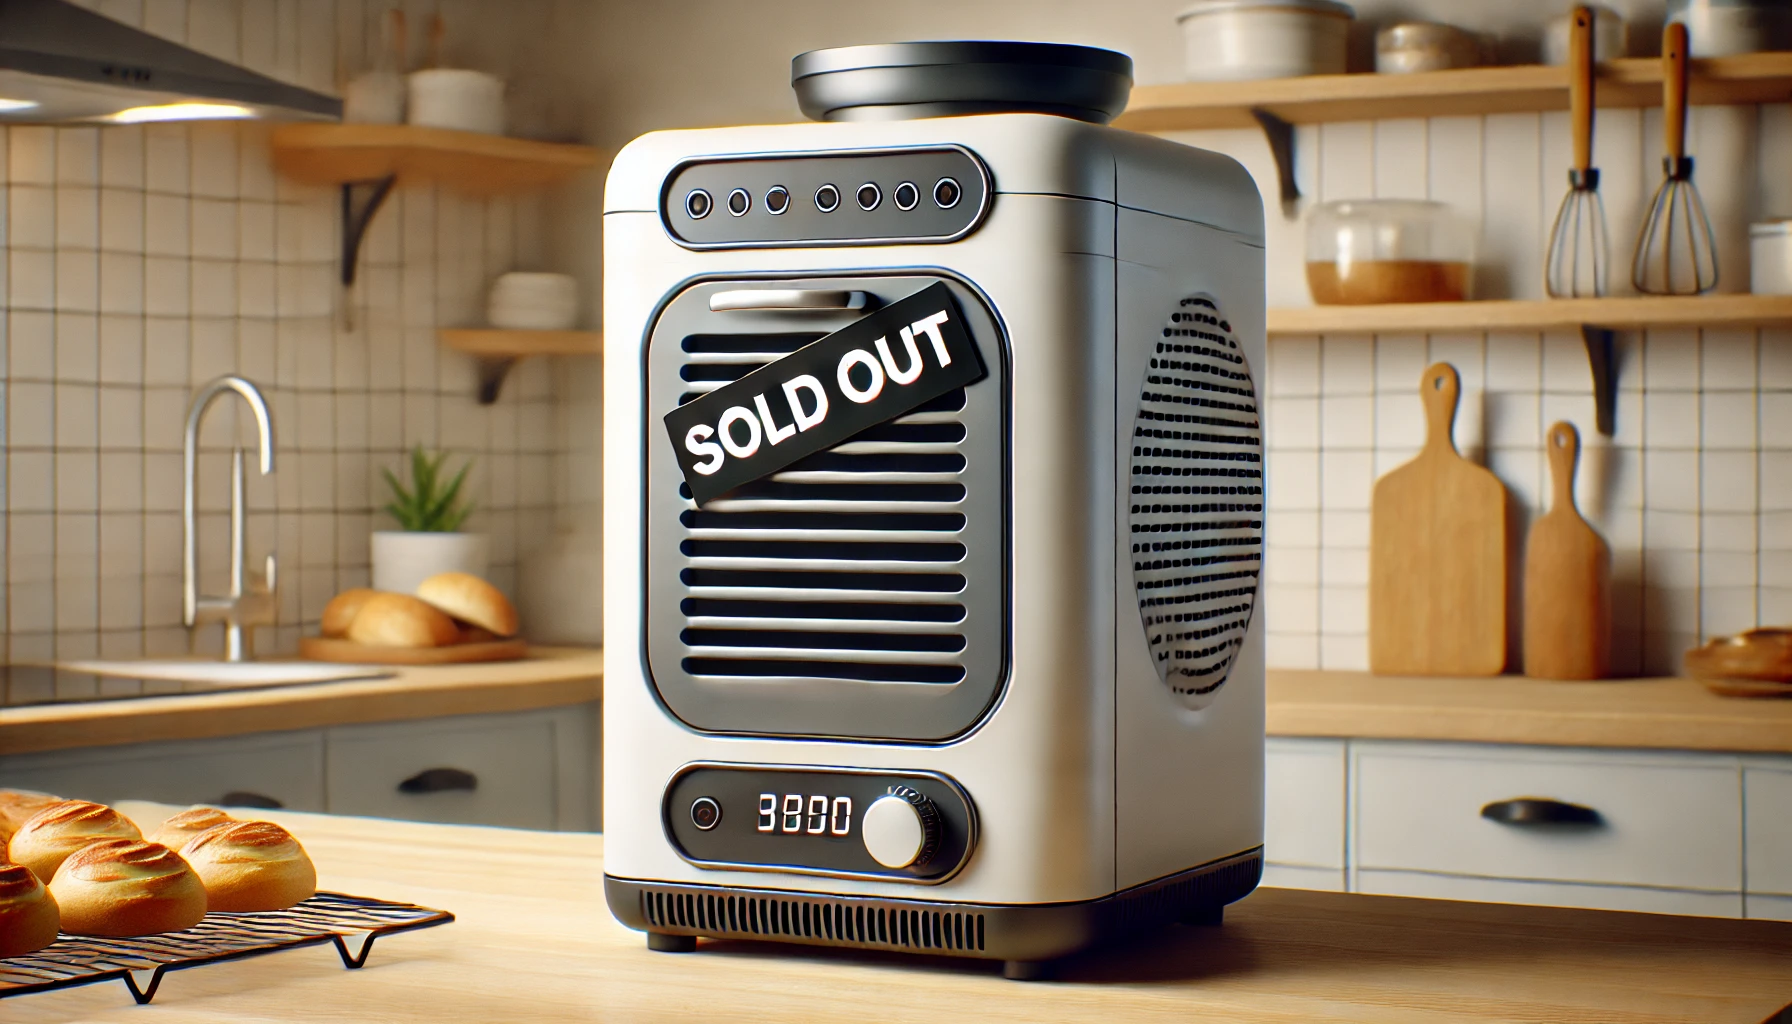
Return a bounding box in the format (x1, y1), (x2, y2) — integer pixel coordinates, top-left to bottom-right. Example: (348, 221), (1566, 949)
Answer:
(1266, 737), (1345, 870)
(1261, 863), (1344, 892)
(1353, 743), (1741, 893)
(326, 713), (558, 830)
(0, 732), (325, 812)
(1357, 868), (1743, 918)
(1744, 760), (1792, 895)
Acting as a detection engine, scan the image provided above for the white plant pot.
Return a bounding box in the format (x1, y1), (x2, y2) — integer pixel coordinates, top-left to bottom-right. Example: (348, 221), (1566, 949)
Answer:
(370, 532), (489, 594)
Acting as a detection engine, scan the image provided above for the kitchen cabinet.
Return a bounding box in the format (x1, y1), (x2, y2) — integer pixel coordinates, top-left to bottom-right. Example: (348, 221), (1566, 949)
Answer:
(0, 704), (600, 830)
(1263, 738), (1790, 920)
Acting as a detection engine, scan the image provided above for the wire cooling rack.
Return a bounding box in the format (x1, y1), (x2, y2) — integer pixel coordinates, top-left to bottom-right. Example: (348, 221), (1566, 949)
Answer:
(0, 891), (453, 1005)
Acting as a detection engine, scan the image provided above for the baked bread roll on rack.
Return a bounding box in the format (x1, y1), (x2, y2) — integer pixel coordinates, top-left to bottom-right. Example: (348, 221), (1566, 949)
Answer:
(49, 839), (207, 937)
(0, 861), (60, 957)
(416, 572), (519, 637)
(149, 807), (237, 850)
(345, 591), (460, 648)
(320, 587), (381, 638)
(180, 820), (316, 912)
(8, 800), (142, 883)
(0, 790), (62, 847)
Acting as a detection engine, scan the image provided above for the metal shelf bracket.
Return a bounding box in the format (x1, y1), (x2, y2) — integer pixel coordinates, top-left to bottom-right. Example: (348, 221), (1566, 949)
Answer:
(1580, 325), (1617, 436)
(1250, 108), (1300, 218)
(474, 357), (518, 405)
(340, 175), (398, 289)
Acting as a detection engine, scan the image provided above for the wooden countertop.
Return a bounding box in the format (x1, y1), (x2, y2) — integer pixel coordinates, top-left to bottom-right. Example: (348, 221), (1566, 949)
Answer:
(0, 647), (603, 757)
(1267, 669), (1792, 755)
(9, 807), (1790, 1023)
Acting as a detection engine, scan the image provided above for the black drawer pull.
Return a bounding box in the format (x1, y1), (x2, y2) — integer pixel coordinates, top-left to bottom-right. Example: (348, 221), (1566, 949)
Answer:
(218, 791), (283, 810)
(398, 768), (478, 795)
(1480, 798), (1602, 827)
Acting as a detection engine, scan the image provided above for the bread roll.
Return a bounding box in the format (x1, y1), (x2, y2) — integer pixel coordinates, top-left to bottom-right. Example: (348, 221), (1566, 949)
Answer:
(1685, 627), (1792, 683)
(180, 821), (316, 912)
(0, 862), (60, 957)
(416, 572), (519, 637)
(49, 839), (207, 937)
(321, 587), (382, 638)
(150, 807), (237, 850)
(345, 591), (459, 648)
(0, 790), (61, 847)
(8, 800), (143, 883)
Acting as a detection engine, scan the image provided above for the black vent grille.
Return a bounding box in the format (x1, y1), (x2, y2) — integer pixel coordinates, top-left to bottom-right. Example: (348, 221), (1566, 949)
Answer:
(640, 889), (985, 952)
(1130, 296), (1263, 705)
(670, 333), (984, 686)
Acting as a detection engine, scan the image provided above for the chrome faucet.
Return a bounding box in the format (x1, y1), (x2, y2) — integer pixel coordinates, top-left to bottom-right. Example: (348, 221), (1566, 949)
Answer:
(183, 376), (277, 662)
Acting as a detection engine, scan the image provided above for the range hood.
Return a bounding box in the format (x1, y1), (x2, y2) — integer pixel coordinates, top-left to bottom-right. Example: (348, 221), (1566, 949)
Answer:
(0, 0), (338, 124)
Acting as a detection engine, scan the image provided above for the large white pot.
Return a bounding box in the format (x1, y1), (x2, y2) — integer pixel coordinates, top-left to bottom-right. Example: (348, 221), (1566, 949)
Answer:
(371, 532), (489, 594)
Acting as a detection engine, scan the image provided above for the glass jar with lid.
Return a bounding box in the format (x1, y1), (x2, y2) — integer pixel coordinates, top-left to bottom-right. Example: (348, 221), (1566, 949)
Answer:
(1305, 199), (1476, 305)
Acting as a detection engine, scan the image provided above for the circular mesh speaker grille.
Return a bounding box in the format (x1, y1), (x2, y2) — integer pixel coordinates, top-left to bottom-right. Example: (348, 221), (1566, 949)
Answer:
(1129, 296), (1264, 706)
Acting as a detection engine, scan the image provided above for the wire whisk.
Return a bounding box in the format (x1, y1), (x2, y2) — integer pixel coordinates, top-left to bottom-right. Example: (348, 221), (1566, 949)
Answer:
(1632, 22), (1718, 295)
(1545, 7), (1608, 299)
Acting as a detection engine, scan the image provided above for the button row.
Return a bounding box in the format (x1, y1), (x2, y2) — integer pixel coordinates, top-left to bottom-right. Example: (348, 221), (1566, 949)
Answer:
(684, 177), (961, 220)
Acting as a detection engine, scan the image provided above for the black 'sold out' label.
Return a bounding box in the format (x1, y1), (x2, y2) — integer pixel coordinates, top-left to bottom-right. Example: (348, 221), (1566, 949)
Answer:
(665, 282), (986, 506)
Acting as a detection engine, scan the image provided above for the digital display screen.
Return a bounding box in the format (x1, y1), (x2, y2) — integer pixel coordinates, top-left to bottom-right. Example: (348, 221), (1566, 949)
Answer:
(663, 765), (975, 881)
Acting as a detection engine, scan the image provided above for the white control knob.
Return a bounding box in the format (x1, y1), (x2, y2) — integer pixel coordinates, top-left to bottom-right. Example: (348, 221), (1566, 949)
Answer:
(861, 788), (941, 869)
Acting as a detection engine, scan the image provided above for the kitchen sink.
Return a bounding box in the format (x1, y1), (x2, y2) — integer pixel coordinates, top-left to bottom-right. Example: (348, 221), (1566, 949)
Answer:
(52, 660), (394, 687)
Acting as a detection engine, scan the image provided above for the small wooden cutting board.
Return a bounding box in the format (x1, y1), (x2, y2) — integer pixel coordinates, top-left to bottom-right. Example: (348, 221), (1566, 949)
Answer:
(1523, 421), (1611, 679)
(1370, 363), (1509, 676)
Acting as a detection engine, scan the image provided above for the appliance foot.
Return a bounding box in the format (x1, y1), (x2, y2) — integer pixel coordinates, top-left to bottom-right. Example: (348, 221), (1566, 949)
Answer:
(1002, 959), (1053, 981)
(646, 932), (696, 953)
(1181, 905), (1224, 927)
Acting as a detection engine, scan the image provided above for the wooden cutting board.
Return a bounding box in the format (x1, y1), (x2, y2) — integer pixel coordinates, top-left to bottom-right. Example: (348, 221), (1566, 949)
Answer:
(1524, 421), (1610, 679)
(299, 636), (528, 665)
(1369, 362), (1508, 676)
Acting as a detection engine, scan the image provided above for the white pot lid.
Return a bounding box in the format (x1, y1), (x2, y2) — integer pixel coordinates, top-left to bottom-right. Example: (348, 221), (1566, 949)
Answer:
(1178, 0), (1356, 22)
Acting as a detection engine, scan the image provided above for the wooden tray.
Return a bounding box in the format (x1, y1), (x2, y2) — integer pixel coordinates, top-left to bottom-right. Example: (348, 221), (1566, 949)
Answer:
(1694, 676), (1792, 699)
(298, 636), (527, 665)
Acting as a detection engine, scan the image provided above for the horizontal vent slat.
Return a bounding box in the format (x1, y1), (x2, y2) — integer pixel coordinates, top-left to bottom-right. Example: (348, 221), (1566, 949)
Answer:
(682, 629), (967, 653)
(681, 598), (965, 623)
(682, 333), (821, 354)
(681, 569), (965, 592)
(681, 540), (966, 561)
(683, 615), (963, 633)
(680, 482), (966, 503)
(680, 510), (965, 533)
(682, 658), (965, 684)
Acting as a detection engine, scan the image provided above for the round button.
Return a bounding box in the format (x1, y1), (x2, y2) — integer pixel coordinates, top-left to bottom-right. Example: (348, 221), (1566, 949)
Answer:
(726, 188), (750, 216)
(765, 186), (790, 215)
(690, 796), (722, 831)
(856, 182), (882, 211)
(684, 189), (712, 220)
(861, 788), (941, 869)
(893, 181), (919, 211)
(814, 183), (840, 212)
(933, 177), (961, 209)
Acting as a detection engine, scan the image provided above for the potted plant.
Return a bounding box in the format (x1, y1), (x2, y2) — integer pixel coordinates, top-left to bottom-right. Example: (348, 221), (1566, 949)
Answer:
(370, 446), (486, 593)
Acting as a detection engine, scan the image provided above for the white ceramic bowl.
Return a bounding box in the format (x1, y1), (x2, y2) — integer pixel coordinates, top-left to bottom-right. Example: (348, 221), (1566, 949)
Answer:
(1750, 221), (1792, 295)
(488, 272), (578, 330)
(406, 69), (505, 134)
(1177, 0), (1354, 82)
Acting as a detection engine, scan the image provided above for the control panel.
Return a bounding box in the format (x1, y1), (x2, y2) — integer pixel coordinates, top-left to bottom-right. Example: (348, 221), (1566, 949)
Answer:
(660, 146), (990, 249)
(662, 763), (977, 883)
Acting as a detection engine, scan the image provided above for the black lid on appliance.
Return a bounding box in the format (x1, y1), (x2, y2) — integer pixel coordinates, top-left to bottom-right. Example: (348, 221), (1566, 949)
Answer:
(791, 41), (1132, 124)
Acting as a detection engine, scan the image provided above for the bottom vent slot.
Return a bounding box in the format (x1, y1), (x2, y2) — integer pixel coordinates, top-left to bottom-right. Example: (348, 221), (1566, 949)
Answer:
(681, 598), (966, 623)
(640, 889), (985, 952)
(682, 658), (966, 684)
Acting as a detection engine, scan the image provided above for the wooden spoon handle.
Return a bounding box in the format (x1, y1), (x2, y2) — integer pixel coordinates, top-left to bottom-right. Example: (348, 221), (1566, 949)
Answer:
(1420, 362), (1462, 456)
(1664, 21), (1689, 162)
(1569, 5), (1595, 174)
(1546, 420), (1581, 516)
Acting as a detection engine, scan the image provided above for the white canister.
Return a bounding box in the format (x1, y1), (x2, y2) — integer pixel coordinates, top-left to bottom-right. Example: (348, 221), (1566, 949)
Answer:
(1544, 5), (1628, 65)
(1749, 221), (1792, 295)
(344, 70), (405, 124)
(1177, 0), (1354, 82)
(487, 272), (579, 331)
(1668, 0), (1792, 57)
(406, 69), (505, 134)
(370, 531), (489, 594)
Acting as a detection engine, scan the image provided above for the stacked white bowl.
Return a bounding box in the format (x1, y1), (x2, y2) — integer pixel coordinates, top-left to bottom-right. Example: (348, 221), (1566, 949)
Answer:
(487, 272), (579, 330)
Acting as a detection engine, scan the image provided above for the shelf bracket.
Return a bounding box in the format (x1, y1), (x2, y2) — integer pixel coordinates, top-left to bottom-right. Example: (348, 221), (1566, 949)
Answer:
(474, 357), (518, 405)
(1580, 325), (1617, 437)
(339, 175), (398, 288)
(1250, 108), (1300, 218)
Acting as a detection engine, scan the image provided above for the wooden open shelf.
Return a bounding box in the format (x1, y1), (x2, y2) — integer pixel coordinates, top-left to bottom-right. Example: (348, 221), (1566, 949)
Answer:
(1266, 294), (1792, 336)
(271, 124), (601, 194)
(438, 329), (602, 357)
(1117, 52), (1792, 133)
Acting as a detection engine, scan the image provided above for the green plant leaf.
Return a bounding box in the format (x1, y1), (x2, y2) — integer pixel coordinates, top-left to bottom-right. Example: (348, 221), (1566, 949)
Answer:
(381, 446), (475, 533)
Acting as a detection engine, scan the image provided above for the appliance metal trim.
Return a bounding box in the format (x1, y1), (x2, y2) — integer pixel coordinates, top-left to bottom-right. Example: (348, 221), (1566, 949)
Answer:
(634, 266), (1014, 747)
(657, 144), (993, 251)
(658, 761), (981, 885)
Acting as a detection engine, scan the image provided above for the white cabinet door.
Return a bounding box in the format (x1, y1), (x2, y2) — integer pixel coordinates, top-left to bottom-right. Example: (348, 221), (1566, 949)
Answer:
(1744, 758), (1792, 898)
(1352, 742), (1741, 895)
(1265, 737), (1345, 888)
(0, 731), (326, 812)
(325, 709), (591, 830)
